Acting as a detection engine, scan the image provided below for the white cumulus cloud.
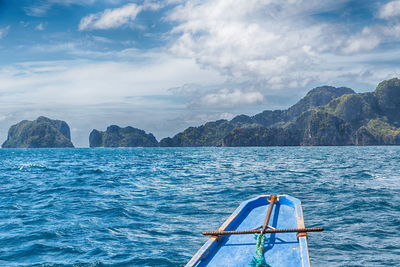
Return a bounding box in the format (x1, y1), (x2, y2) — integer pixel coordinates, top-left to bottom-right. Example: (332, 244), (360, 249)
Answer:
(340, 27), (381, 54)
(379, 0), (400, 19)
(166, 0), (400, 92)
(167, 0), (350, 89)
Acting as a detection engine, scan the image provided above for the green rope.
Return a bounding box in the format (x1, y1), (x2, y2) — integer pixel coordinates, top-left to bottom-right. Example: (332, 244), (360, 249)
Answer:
(250, 233), (270, 267)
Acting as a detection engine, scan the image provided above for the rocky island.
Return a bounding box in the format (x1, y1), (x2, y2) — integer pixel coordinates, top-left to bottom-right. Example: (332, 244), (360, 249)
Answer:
(160, 78), (400, 147)
(89, 125), (158, 147)
(2, 116), (74, 148)
(4, 78), (400, 148)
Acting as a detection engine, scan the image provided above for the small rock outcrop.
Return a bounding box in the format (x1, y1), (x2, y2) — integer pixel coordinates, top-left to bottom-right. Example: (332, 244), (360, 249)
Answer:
(89, 125), (158, 147)
(2, 116), (74, 148)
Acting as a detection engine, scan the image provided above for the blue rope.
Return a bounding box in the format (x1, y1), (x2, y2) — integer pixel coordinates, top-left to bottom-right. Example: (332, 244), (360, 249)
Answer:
(250, 233), (270, 267)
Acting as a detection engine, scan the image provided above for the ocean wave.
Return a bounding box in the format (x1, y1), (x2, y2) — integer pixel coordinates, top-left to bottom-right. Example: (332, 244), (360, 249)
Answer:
(0, 147), (399, 266)
(18, 163), (57, 172)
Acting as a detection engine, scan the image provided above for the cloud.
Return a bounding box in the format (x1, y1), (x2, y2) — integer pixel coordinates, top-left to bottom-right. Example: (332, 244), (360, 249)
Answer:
(20, 21), (30, 27)
(78, 1), (166, 31)
(0, 115), (8, 122)
(24, 5), (51, 17)
(24, 0), (97, 16)
(382, 23), (400, 37)
(379, 0), (400, 19)
(0, 26), (10, 39)
(0, 52), (225, 146)
(79, 3), (142, 30)
(35, 23), (45, 31)
(199, 88), (264, 108)
(6, 0), (400, 147)
(0, 55), (223, 106)
(142, 0), (165, 11)
(340, 27), (381, 54)
(166, 0), (400, 92)
(169, 82), (267, 110)
(91, 35), (115, 43)
(167, 0), (350, 89)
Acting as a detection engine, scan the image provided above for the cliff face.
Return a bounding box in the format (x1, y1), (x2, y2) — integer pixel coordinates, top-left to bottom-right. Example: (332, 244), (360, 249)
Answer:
(222, 127), (299, 147)
(223, 110), (353, 146)
(2, 116), (74, 148)
(6, 78), (398, 148)
(224, 78), (400, 146)
(159, 120), (236, 147)
(160, 86), (355, 147)
(161, 78), (400, 147)
(292, 110), (353, 146)
(285, 86), (355, 121)
(374, 78), (400, 124)
(89, 125), (158, 147)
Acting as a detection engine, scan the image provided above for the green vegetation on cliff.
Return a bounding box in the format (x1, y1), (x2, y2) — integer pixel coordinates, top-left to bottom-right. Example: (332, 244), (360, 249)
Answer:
(160, 86), (355, 146)
(374, 78), (400, 124)
(356, 118), (400, 145)
(365, 119), (400, 138)
(159, 120), (236, 147)
(89, 125), (158, 147)
(286, 86), (355, 120)
(2, 116), (74, 148)
(225, 78), (400, 146)
(5, 79), (399, 148)
(162, 78), (400, 147)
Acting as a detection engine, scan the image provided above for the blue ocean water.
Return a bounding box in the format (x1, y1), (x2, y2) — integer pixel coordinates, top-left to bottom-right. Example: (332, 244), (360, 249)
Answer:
(0, 147), (399, 266)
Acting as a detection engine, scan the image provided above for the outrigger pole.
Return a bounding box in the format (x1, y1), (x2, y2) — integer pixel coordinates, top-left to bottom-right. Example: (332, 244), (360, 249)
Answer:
(202, 227), (324, 236)
(202, 195), (324, 236)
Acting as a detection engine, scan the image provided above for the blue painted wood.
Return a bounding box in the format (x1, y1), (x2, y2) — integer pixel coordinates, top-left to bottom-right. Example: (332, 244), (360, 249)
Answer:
(186, 195), (310, 267)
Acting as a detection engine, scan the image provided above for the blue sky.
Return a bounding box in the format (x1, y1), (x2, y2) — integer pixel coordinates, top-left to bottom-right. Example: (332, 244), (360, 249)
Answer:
(1, 0), (400, 146)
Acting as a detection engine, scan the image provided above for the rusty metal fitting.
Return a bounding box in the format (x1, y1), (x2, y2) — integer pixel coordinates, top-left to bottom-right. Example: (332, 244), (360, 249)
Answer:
(297, 232), (308, 239)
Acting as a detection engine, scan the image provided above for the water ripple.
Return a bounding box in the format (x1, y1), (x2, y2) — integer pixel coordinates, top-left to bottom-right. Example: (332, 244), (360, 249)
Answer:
(0, 147), (400, 266)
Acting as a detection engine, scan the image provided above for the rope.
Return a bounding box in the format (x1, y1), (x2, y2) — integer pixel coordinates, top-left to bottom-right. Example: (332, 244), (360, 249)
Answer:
(250, 196), (275, 267)
(250, 233), (270, 267)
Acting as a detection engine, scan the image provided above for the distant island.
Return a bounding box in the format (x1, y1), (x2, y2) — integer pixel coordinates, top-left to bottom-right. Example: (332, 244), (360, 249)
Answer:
(2, 116), (74, 148)
(2, 78), (400, 148)
(89, 125), (158, 147)
(160, 78), (400, 146)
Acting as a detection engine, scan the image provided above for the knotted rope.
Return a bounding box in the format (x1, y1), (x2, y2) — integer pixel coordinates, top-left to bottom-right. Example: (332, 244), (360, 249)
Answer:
(250, 233), (270, 267)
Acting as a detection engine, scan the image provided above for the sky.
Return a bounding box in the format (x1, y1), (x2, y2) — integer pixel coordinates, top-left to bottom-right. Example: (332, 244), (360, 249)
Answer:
(1, 0), (400, 147)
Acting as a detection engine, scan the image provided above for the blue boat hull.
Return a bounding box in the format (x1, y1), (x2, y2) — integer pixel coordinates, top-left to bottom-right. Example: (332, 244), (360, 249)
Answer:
(187, 195), (310, 267)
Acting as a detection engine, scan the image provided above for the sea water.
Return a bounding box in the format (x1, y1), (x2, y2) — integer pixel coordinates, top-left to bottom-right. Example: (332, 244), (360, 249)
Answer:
(0, 147), (399, 266)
